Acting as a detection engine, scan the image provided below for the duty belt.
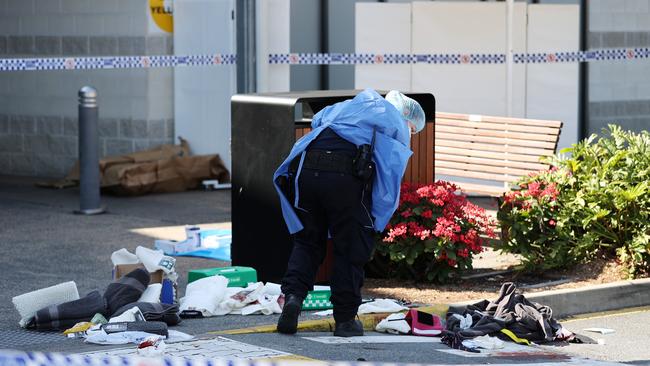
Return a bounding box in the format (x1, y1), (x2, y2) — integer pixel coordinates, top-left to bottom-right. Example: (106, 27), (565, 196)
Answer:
(290, 150), (355, 175)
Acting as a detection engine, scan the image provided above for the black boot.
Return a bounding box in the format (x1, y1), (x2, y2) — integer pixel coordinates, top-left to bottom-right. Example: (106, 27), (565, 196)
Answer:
(277, 294), (303, 334)
(333, 318), (364, 337)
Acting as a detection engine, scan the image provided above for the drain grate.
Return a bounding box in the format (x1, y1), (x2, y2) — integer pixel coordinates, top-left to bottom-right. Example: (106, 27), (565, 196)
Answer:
(0, 330), (66, 348)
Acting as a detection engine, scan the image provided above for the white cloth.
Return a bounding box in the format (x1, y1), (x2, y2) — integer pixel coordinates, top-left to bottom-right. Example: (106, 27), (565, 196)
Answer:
(314, 299), (407, 317)
(110, 248), (140, 266)
(263, 282), (282, 296)
(376, 313), (411, 335)
(451, 313), (473, 330)
(135, 246), (175, 274)
(241, 294), (282, 315)
(179, 276), (228, 316)
(138, 284), (162, 303)
(462, 335), (504, 350)
(108, 306), (144, 323)
(84, 330), (194, 345)
(12, 281), (80, 328)
(359, 299), (408, 314)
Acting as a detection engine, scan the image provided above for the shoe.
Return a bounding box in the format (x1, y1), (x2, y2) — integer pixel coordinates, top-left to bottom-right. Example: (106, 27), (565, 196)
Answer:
(277, 294), (303, 334)
(333, 319), (364, 337)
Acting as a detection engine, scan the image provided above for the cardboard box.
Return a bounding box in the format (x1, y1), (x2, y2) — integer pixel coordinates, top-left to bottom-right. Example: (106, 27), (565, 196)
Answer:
(154, 238), (200, 255)
(113, 263), (163, 284)
(187, 266), (257, 287)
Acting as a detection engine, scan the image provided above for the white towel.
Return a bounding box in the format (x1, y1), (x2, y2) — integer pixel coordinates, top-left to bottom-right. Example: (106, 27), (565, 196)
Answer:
(241, 294), (282, 315)
(12, 281), (80, 328)
(376, 313), (411, 335)
(179, 276), (228, 316)
(358, 299), (408, 314)
(110, 248), (140, 266)
(135, 246), (175, 274)
(138, 284), (162, 303)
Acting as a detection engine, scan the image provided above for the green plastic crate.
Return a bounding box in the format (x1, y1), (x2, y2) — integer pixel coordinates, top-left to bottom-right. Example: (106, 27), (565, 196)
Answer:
(187, 266), (257, 287)
(302, 289), (332, 310)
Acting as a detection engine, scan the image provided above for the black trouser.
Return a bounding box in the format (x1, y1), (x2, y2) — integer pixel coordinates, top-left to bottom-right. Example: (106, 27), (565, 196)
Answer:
(281, 168), (375, 323)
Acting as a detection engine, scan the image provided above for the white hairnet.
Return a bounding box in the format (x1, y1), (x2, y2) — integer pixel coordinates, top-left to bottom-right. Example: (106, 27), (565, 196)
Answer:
(385, 90), (426, 133)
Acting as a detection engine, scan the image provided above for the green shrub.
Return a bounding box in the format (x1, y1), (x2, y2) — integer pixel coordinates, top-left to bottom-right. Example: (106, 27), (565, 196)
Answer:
(497, 125), (650, 276)
(375, 181), (496, 283)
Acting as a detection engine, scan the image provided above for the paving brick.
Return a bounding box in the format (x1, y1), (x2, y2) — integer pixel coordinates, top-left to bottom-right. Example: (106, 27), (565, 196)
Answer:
(0, 154), (12, 173)
(147, 119), (165, 139)
(35, 0), (61, 13)
(0, 115), (8, 134)
(24, 135), (49, 154)
(588, 32), (602, 48)
(98, 118), (118, 138)
(11, 154), (35, 175)
(34, 36), (61, 55)
(9, 115), (35, 134)
(89, 36), (118, 56)
(118, 36), (146, 56)
(119, 118), (147, 138)
(0, 135), (23, 152)
(165, 119), (174, 139)
(63, 117), (78, 136)
(105, 138), (133, 156)
(35, 116), (64, 135)
(62, 36), (89, 56)
(602, 32), (625, 48)
(33, 154), (64, 177)
(8, 36), (34, 55)
(146, 35), (166, 55)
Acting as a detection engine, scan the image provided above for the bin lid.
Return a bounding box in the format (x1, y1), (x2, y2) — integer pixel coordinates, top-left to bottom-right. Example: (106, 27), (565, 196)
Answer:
(232, 89), (436, 122)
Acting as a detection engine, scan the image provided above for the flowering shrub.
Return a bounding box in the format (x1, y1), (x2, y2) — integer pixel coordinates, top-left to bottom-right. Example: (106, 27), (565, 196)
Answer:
(497, 125), (650, 277)
(497, 167), (576, 270)
(376, 181), (496, 283)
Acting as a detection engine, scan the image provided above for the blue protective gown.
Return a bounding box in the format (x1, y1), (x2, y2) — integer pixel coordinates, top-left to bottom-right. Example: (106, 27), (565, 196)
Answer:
(273, 89), (412, 234)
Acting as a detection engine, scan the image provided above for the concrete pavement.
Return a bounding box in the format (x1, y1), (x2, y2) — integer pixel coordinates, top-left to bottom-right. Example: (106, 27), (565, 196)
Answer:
(1, 174), (649, 365)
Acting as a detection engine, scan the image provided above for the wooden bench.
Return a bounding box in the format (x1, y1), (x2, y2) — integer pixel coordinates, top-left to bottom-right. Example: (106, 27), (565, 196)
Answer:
(435, 112), (563, 196)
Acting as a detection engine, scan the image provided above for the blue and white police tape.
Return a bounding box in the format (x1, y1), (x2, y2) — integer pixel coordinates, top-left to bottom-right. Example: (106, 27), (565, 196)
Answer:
(2, 48), (649, 72)
(0, 350), (291, 366)
(0, 53), (237, 72)
(269, 47), (650, 65)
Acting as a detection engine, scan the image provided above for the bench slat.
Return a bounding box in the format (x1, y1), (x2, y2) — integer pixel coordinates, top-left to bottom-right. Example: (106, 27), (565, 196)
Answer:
(437, 160), (536, 177)
(436, 139), (555, 156)
(449, 181), (510, 196)
(435, 146), (547, 163)
(436, 124), (559, 142)
(437, 167), (522, 183)
(436, 153), (549, 171)
(436, 112), (563, 128)
(436, 132), (558, 149)
(436, 119), (561, 135)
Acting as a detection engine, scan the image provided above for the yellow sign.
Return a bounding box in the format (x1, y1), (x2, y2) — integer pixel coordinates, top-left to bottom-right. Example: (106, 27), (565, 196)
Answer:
(150, 0), (173, 33)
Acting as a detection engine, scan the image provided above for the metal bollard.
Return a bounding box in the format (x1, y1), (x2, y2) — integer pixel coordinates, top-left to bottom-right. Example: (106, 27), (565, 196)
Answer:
(75, 86), (105, 215)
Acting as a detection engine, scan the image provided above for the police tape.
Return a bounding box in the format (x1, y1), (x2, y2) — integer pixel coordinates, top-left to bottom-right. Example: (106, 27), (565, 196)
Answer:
(0, 54), (237, 72)
(0, 350), (275, 366)
(269, 48), (650, 65)
(1, 48), (648, 72)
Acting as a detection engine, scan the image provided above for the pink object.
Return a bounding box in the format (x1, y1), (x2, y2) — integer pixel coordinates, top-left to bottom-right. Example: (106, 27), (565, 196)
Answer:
(406, 309), (444, 336)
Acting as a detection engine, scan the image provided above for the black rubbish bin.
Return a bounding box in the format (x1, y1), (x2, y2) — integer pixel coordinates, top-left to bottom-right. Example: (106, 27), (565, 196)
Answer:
(231, 90), (436, 283)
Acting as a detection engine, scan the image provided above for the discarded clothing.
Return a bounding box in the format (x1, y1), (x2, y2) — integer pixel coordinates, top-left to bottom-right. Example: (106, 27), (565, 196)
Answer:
(314, 298), (407, 316)
(440, 332), (480, 353)
(138, 283), (162, 303)
(113, 302), (181, 326)
(28, 290), (107, 330)
(376, 313), (411, 335)
(12, 281), (80, 328)
(103, 268), (150, 316)
(445, 282), (576, 344)
(179, 276), (229, 316)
